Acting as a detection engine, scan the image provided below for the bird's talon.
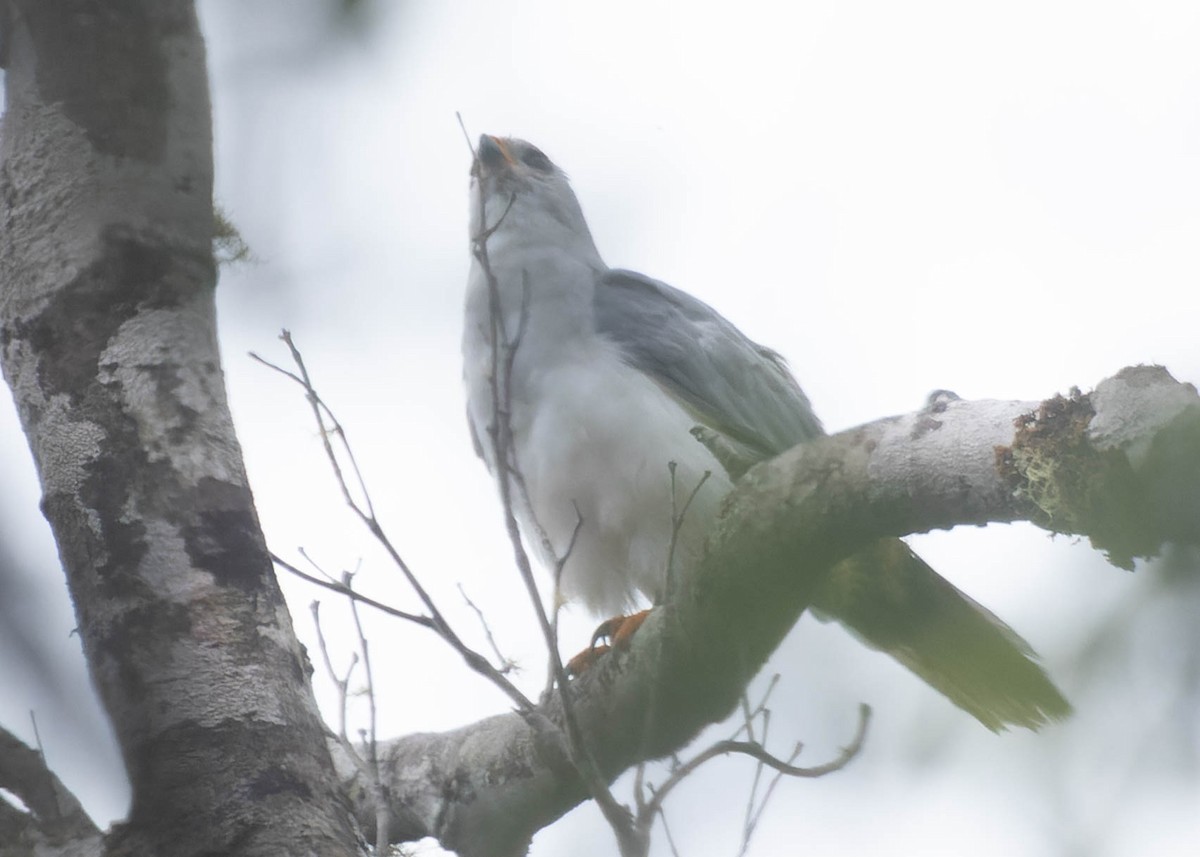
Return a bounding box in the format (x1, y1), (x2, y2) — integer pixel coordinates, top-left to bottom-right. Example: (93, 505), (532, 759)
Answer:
(611, 609), (649, 647)
(566, 644), (610, 678)
(589, 615), (628, 648)
(567, 610), (652, 678)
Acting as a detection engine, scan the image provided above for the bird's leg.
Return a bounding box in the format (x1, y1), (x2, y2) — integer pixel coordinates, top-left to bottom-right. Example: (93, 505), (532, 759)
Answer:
(565, 610), (651, 677)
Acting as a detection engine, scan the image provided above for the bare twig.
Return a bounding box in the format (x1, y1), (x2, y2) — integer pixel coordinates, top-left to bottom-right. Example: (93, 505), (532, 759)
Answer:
(273, 552), (433, 628)
(28, 711), (45, 769)
(632, 703), (871, 855)
(345, 572), (378, 764)
(458, 583), (517, 675)
(544, 505), (584, 698)
(256, 339), (536, 714)
(665, 462), (712, 602)
(471, 142), (641, 855)
(454, 112), (474, 154)
(658, 806), (683, 857)
(311, 581), (392, 850)
(345, 571), (389, 850)
(474, 173), (568, 689)
(297, 546), (340, 584)
(249, 348), (376, 520)
(651, 716), (864, 805)
(741, 675), (781, 737)
(736, 740), (801, 857)
(735, 690), (766, 846)
(734, 677), (788, 856)
(309, 600), (358, 743)
(633, 760), (649, 818)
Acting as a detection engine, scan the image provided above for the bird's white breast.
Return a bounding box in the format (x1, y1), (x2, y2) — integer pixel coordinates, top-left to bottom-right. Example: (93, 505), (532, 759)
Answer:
(463, 195), (735, 614)
(517, 340), (732, 613)
(464, 289), (733, 614)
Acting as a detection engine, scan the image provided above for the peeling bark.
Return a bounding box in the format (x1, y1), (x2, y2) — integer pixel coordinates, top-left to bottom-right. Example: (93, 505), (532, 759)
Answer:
(0, 3), (354, 855)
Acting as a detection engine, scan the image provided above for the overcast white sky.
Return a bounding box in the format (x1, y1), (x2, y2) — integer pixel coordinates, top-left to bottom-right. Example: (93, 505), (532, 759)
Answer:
(2, 1), (1198, 855)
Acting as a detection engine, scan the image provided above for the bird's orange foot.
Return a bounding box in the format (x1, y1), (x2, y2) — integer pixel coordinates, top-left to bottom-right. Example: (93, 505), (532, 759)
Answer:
(565, 610), (651, 678)
(591, 609), (650, 649)
(565, 643), (610, 677)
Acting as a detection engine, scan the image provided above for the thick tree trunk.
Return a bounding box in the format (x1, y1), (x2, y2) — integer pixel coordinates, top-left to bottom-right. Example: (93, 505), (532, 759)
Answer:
(0, 3), (355, 854)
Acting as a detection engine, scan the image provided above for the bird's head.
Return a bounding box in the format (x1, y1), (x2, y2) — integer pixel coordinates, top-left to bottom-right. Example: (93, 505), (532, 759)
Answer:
(468, 135), (599, 260)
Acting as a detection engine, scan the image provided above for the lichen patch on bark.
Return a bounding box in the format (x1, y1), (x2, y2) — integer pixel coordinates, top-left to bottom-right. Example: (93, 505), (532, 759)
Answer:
(998, 389), (1158, 569)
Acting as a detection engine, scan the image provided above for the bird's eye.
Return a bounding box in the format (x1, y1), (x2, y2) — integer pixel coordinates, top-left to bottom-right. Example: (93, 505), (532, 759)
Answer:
(520, 146), (553, 172)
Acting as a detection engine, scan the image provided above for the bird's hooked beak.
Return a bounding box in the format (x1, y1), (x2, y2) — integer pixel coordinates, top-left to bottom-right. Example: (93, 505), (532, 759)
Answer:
(475, 134), (515, 177)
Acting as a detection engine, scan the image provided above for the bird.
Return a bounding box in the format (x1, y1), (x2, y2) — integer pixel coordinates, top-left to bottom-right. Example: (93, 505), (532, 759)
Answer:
(462, 133), (1070, 731)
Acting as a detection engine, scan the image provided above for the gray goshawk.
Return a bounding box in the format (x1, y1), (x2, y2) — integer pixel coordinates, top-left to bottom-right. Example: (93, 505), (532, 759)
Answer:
(463, 134), (1069, 731)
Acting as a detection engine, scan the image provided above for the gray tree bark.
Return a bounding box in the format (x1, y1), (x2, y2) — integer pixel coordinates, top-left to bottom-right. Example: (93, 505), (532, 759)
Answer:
(0, 3), (355, 855)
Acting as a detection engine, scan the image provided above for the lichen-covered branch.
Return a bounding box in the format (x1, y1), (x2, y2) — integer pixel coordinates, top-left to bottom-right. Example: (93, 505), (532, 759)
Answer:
(336, 365), (1198, 857)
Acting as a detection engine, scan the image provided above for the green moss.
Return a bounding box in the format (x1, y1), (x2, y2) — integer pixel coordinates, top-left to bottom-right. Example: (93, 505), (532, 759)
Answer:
(1000, 389), (1158, 569)
(214, 206), (252, 265)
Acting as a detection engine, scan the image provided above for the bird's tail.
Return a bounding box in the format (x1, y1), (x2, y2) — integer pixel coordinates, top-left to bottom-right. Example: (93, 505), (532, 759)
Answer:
(811, 538), (1071, 731)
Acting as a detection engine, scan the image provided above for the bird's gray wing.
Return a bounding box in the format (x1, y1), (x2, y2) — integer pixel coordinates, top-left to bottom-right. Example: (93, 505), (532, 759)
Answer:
(593, 269), (1070, 731)
(593, 269), (823, 462)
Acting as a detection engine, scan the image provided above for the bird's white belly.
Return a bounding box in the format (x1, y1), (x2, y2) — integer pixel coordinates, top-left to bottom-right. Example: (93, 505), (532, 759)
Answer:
(509, 343), (734, 614)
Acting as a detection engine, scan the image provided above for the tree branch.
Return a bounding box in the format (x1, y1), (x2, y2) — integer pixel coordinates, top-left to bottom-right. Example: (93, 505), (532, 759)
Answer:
(0, 724), (101, 855)
(334, 365), (1199, 857)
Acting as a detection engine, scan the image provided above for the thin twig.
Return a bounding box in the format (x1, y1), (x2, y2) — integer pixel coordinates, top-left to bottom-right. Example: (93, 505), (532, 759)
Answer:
(544, 505), (584, 698)
(249, 348), (376, 520)
(309, 600), (355, 739)
(297, 546), (341, 585)
(639, 704), (871, 836)
(735, 676), (782, 853)
(28, 710), (45, 765)
(728, 674), (781, 744)
(345, 573), (378, 767)
(458, 583), (517, 674)
(310, 600), (360, 753)
(738, 693), (757, 743)
(274, 552), (433, 628)
(472, 146), (640, 854)
(345, 571), (389, 850)
(731, 673), (780, 836)
(475, 178), (567, 686)
(658, 806), (682, 857)
(664, 464), (712, 602)
(633, 761), (648, 815)
(257, 339), (536, 714)
(737, 740), (802, 857)
(454, 112), (475, 155)
(737, 693), (765, 845)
